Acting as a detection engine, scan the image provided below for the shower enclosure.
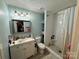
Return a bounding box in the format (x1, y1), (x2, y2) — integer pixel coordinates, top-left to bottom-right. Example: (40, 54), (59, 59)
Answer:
(49, 6), (76, 58)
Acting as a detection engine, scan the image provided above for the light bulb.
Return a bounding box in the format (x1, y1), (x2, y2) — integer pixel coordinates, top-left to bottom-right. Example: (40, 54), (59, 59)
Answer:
(59, 21), (62, 24)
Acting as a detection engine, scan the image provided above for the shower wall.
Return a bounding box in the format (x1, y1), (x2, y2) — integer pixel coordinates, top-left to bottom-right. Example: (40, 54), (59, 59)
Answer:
(44, 11), (56, 45)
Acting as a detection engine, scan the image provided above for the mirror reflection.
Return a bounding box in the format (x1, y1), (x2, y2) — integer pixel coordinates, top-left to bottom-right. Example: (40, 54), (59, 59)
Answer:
(10, 20), (31, 34)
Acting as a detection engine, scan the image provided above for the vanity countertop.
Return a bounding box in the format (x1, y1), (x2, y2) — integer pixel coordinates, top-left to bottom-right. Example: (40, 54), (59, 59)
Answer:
(10, 38), (35, 47)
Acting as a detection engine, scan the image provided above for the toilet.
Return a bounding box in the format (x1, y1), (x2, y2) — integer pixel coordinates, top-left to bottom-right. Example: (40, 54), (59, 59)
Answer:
(37, 43), (45, 54)
(35, 36), (46, 54)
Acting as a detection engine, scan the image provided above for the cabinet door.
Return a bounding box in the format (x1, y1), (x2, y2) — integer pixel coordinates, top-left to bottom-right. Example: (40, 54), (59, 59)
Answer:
(23, 42), (35, 59)
(10, 42), (36, 59)
(10, 45), (23, 59)
(27, 43), (35, 57)
(19, 44), (28, 59)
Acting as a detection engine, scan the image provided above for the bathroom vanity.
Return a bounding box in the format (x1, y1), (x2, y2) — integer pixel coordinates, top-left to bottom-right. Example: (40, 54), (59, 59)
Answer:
(0, 44), (4, 59)
(10, 38), (37, 59)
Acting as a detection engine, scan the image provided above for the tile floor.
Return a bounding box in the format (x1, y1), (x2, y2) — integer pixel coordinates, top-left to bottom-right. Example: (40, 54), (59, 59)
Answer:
(27, 47), (62, 59)
(28, 53), (53, 59)
(28, 49), (50, 59)
(27, 45), (63, 59)
(28, 53), (60, 59)
(49, 45), (63, 57)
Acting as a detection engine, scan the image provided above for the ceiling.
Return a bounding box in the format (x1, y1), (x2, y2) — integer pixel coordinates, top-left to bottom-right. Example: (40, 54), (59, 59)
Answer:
(5, 0), (76, 13)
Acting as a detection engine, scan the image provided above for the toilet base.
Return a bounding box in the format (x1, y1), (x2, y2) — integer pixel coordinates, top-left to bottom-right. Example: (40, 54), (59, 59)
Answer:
(38, 48), (45, 55)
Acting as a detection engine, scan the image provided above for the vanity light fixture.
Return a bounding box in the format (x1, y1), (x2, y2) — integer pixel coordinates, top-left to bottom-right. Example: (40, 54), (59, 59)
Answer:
(13, 10), (31, 17)
(59, 21), (62, 25)
(14, 10), (18, 16)
(14, 13), (18, 16)
(15, 10), (17, 13)
(26, 13), (28, 15)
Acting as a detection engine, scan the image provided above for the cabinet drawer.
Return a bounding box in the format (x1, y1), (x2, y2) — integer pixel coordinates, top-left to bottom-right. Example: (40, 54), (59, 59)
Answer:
(22, 42), (35, 48)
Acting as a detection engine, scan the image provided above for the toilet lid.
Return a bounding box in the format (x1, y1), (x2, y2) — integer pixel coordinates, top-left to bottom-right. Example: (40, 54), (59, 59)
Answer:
(38, 43), (45, 49)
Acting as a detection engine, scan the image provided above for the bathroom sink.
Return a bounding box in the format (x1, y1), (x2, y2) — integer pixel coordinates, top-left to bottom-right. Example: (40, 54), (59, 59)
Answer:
(14, 39), (23, 44)
(16, 39), (23, 42)
(10, 38), (35, 46)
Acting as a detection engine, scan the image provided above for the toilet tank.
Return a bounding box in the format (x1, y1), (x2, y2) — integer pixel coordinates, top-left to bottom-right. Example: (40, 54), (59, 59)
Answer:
(35, 36), (41, 43)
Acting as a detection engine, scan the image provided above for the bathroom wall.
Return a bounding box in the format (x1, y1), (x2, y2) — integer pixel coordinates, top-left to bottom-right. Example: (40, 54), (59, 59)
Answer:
(8, 5), (44, 37)
(44, 11), (56, 45)
(0, 0), (10, 59)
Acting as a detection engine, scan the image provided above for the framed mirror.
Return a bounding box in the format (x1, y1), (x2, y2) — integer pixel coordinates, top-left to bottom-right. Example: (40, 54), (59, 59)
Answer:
(9, 19), (31, 34)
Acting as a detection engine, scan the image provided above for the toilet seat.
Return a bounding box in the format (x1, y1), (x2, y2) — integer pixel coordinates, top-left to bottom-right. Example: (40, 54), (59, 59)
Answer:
(38, 43), (45, 49)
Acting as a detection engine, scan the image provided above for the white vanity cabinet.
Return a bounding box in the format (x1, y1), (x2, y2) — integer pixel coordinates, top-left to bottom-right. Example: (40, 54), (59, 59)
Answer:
(10, 39), (36, 59)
